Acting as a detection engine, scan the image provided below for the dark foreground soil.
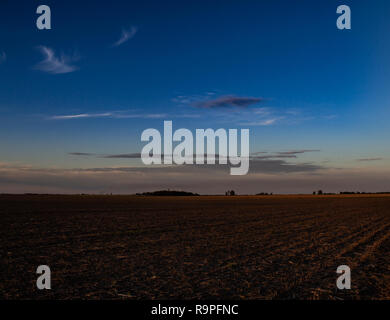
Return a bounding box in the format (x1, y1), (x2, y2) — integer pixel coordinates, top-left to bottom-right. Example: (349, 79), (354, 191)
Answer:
(1, 194), (390, 299)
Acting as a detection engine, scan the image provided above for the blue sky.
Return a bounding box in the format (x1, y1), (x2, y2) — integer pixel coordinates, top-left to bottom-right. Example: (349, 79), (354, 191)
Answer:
(0, 0), (389, 193)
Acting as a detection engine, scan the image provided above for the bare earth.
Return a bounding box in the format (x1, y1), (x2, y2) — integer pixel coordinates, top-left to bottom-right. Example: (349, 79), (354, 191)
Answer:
(1, 194), (390, 300)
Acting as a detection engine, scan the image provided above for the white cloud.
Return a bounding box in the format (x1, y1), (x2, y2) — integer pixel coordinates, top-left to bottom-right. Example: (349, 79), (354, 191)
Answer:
(112, 27), (138, 47)
(34, 46), (79, 74)
(48, 111), (201, 120)
(50, 113), (112, 120)
(241, 118), (280, 126)
(259, 118), (278, 126)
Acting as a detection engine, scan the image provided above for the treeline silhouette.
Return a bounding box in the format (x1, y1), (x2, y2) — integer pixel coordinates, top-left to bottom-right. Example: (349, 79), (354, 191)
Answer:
(136, 190), (199, 196)
(313, 190), (390, 195)
(339, 191), (390, 195)
(2, 190), (389, 196)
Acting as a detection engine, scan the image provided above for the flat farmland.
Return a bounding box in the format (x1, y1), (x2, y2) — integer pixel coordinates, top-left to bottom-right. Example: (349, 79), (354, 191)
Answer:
(1, 194), (390, 300)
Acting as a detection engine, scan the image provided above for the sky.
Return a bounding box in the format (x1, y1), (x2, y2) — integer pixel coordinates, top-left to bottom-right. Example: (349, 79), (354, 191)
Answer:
(0, 0), (390, 194)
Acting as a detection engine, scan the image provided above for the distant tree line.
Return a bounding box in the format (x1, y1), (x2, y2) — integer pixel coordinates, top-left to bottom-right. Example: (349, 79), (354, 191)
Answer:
(339, 191), (390, 195)
(313, 190), (390, 195)
(136, 190), (199, 196)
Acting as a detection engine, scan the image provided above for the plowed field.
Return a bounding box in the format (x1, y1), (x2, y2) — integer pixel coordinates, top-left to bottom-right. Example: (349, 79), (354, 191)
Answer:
(1, 195), (389, 299)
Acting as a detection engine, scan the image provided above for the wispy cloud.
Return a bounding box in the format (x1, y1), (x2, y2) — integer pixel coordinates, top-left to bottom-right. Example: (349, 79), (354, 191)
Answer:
(253, 107), (272, 116)
(194, 95), (264, 109)
(250, 150), (320, 159)
(68, 152), (140, 159)
(252, 154), (297, 159)
(69, 149), (320, 162)
(64, 153), (324, 175)
(112, 27), (138, 47)
(50, 113), (112, 120)
(277, 150), (321, 155)
(0, 51), (6, 64)
(172, 92), (218, 105)
(68, 152), (95, 156)
(357, 158), (383, 162)
(3, 162), (390, 194)
(48, 111), (199, 120)
(237, 108), (324, 127)
(102, 153), (140, 159)
(240, 118), (281, 126)
(34, 46), (79, 74)
(175, 94), (305, 126)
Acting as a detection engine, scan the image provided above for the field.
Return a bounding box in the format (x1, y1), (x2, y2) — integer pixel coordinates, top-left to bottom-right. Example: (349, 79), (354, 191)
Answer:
(1, 194), (390, 300)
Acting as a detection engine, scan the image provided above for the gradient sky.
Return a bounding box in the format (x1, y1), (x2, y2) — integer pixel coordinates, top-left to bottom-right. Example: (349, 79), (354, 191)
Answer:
(0, 0), (390, 194)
